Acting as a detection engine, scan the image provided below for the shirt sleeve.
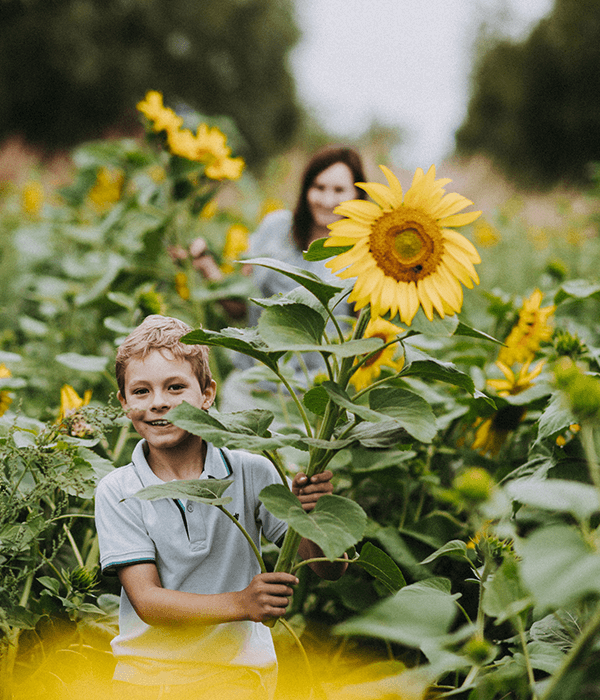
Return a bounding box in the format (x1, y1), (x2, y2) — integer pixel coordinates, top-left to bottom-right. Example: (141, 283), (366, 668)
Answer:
(94, 469), (157, 575)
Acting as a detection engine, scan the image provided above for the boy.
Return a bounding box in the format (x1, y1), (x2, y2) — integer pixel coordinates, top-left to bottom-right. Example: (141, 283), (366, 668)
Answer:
(95, 315), (345, 699)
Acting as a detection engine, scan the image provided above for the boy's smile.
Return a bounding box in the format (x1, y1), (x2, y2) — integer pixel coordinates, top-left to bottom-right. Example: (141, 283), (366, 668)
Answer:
(118, 349), (216, 464)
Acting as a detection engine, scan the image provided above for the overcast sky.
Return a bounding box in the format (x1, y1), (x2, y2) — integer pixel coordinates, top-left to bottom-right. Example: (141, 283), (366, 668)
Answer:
(290, 0), (555, 169)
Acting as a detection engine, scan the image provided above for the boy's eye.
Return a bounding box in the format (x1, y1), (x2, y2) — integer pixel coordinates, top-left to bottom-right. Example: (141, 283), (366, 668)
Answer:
(169, 384), (185, 391)
(132, 388), (148, 396)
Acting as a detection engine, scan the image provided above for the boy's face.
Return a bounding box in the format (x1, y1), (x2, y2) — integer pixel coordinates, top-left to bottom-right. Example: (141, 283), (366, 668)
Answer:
(118, 349), (216, 453)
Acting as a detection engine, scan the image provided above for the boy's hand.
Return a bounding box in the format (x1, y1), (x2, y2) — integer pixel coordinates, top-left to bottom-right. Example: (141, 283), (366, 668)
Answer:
(292, 470), (334, 512)
(239, 572), (298, 622)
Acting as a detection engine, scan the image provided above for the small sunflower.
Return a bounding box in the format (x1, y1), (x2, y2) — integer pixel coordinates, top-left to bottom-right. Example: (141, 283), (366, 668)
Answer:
(221, 224), (250, 274)
(324, 165), (481, 325)
(487, 359), (545, 397)
(471, 406), (526, 457)
(174, 271), (190, 300)
(59, 385), (92, 422)
(498, 289), (554, 366)
(349, 317), (405, 392)
(21, 181), (44, 217)
(137, 91), (183, 134)
(205, 155), (245, 181)
(0, 364), (13, 417)
(87, 167), (124, 213)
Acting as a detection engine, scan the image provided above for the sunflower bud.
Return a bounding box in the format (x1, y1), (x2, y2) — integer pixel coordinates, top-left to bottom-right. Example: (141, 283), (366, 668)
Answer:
(454, 467), (495, 503)
(555, 357), (600, 422)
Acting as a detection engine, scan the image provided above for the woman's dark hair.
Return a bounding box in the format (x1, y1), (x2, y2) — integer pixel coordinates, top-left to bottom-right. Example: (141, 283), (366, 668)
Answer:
(291, 146), (367, 250)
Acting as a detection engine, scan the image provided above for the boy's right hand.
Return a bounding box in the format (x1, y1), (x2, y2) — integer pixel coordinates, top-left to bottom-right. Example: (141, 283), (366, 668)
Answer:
(239, 572), (298, 622)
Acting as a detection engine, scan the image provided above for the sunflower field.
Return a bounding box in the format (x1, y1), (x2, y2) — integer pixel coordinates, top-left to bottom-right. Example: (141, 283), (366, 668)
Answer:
(3, 94), (600, 700)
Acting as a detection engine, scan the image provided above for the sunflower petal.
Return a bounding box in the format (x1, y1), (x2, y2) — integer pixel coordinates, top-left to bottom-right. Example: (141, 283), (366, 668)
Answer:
(356, 181), (396, 210)
(440, 210), (482, 228)
(379, 165), (404, 206)
(333, 200), (382, 223)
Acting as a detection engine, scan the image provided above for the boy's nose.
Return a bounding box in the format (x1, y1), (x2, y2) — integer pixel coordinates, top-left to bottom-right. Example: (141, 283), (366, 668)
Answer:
(150, 392), (171, 410)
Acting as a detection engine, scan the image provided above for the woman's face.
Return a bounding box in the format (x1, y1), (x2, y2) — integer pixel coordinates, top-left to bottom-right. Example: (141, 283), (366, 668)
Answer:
(306, 162), (357, 229)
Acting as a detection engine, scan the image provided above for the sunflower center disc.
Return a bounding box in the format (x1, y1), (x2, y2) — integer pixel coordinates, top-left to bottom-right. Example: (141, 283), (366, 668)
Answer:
(394, 229), (423, 262)
(369, 208), (444, 283)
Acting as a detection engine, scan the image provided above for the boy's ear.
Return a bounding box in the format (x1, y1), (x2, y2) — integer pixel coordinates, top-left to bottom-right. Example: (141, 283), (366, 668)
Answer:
(117, 390), (127, 409)
(202, 380), (217, 410)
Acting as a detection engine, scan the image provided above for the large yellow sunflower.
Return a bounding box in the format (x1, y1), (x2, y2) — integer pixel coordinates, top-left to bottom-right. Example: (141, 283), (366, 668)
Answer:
(498, 289), (554, 366)
(349, 317), (405, 392)
(324, 165), (481, 325)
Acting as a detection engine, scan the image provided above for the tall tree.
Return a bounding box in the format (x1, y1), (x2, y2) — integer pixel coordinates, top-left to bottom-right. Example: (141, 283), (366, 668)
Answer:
(456, 0), (600, 187)
(0, 0), (301, 165)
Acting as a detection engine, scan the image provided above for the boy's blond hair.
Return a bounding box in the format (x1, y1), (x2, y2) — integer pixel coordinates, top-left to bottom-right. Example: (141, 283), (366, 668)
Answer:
(116, 315), (212, 397)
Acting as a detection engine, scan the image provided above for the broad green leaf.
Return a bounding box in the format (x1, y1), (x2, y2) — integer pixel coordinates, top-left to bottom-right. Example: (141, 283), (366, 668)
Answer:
(38, 576), (61, 595)
(369, 388), (437, 443)
(526, 641), (566, 674)
(0, 376), (26, 390)
(304, 237), (351, 261)
(245, 257), (343, 307)
(401, 344), (476, 394)
(506, 478), (600, 522)
(355, 542), (406, 593)
(75, 252), (127, 306)
(409, 313), (459, 337)
(364, 521), (429, 579)
(131, 478), (234, 506)
(259, 485), (366, 560)
(334, 579), (458, 646)
(258, 303), (326, 346)
(0, 350), (22, 363)
(420, 540), (471, 565)
(167, 403), (300, 451)
(537, 394), (578, 440)
(517, 524), (600, 610)
(341, 420), (409, 449)
(303, 386), (329, 417)
(192, 278), (255, 302)
(454, 322), (503, 345)
(554, 279), (600, 305)
(322, 382), (386, 423)
(55, 353), (109, 373)
(482, 557), (531, 625)
(181, 327), (284, 371)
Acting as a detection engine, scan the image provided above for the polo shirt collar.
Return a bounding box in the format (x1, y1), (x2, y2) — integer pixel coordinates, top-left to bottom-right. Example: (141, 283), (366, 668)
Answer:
(131, 439), (232, 487)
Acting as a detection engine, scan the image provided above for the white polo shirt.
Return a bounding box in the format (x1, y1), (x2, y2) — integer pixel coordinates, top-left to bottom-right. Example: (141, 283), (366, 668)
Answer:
(94, 439), (288, 686)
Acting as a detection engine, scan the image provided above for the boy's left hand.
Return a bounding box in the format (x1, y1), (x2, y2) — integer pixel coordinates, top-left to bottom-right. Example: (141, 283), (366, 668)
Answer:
(292, 471), (334, 512)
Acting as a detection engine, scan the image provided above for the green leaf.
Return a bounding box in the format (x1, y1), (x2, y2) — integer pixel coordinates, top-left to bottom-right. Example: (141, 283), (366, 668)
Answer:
(526, 641), (566, 674)
(259, 485), (366, 560)
(334, 578), (458, 646)
(409, 313), (459, 336)
(181, 327), (284, 371)
(554, 279), (600, 305)
(322, 382), (386, 423)
(38, 576), (61, 595)
(506, 478), (600, 522)
(75, 252), (127, 306)
(304, 237), (351, 261)
(517, 524), (600, 610)
(401, 344), (477, 394)
(537, 394), (578, 440)
(369, 388), (438, 443)
(482, 557), (531, 625)
(131, 478), (234, 506)
(454, 322), (503, 345)
(355, 542), (406, 593)
(341, 420), (409, 449)
(420, 539), (471, 565)
(167, 402), (300, 451)
(55, 353), (109, 373)
(258, 303), (326, 347)
(245, 257), (343, 307)
(303, 386), (329, 417)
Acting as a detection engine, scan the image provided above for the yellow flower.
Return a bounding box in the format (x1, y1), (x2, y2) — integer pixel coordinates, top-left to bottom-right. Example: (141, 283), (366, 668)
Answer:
(205, 155), (245, 181)
(175, 271), (190, 300)
(0, 364), (13, 417)
(168, 124), (230, 163)
(487, 359), (545, 397)
(325, 165), (481, 325)
(21, 180), (44, 217)
(148, 165), (166, 183)
(221, 224), (250, 273)
(87, 167), (124, 213)
(259, 198), (285, 219)
(498, 289), (554, 366)
(59, 385), (92, 422)
(472, 406), (526, 457)
(137, 91), (183, 134)
(200, 200), (218, 219)
(349, 317), (405, 392)
(473, 219), (500, 247)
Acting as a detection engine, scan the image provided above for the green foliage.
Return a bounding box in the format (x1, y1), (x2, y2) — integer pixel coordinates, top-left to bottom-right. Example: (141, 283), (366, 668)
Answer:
(457, 0), (600, 186)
